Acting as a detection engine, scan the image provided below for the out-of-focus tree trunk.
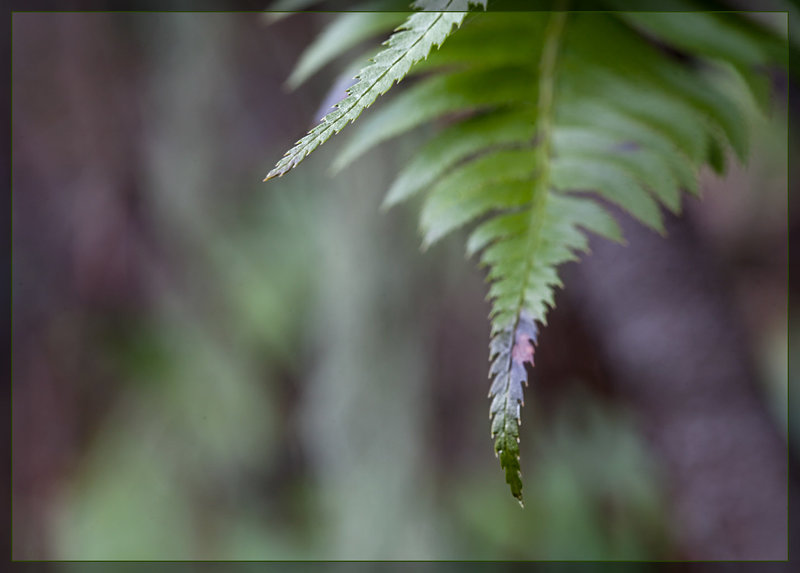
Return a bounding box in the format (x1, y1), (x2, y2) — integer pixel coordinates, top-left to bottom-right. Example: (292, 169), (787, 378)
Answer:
(12, 13), (144, 559)
(300, 155), (447, 559)
(567, 208), (787, 559)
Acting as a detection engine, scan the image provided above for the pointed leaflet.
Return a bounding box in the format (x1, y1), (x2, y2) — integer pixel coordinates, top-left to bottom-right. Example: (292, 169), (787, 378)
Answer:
(489, 313), (537, 504)
(264, 0), (486, 181)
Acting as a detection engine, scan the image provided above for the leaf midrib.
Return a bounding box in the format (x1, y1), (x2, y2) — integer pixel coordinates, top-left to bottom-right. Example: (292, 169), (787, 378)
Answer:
(498, 9), (568, 448)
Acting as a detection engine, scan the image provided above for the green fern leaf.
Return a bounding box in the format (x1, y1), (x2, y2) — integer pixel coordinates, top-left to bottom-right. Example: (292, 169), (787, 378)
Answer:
(266, 7), (780, 502)
(264, 0), (486, 181)
(382, 11), (765, 502)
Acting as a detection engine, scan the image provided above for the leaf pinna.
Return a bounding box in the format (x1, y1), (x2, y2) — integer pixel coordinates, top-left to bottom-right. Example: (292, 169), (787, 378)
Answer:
(265, 3), (780, 501)
(489, 311), (537, 504)
(264, 0), (487, 181)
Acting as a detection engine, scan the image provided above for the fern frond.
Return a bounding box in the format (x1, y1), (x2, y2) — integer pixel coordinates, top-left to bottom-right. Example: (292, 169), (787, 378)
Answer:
(390, 11), (766, 502)
(266, 7), (780, 502)
(264, 0), (487, 180)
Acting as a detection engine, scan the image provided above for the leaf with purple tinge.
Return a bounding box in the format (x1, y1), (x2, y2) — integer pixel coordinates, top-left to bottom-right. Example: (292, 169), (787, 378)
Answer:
(488, 311), (537, 505)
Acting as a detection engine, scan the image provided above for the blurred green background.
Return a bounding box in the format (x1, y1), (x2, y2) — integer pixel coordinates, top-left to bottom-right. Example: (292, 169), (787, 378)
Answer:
(11, 11), (790, 561)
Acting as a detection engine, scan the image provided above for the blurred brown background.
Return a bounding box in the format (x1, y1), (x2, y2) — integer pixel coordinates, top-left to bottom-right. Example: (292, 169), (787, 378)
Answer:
(11, 11), (792, 560)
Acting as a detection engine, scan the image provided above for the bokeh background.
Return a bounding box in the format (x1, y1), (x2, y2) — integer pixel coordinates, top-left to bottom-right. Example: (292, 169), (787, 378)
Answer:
(11, 9), (792, 561)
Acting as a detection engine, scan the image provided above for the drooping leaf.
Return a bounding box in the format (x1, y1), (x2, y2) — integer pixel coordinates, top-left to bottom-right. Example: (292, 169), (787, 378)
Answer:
(264, 0), (487, 180)
(265, 7), (781, 502)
